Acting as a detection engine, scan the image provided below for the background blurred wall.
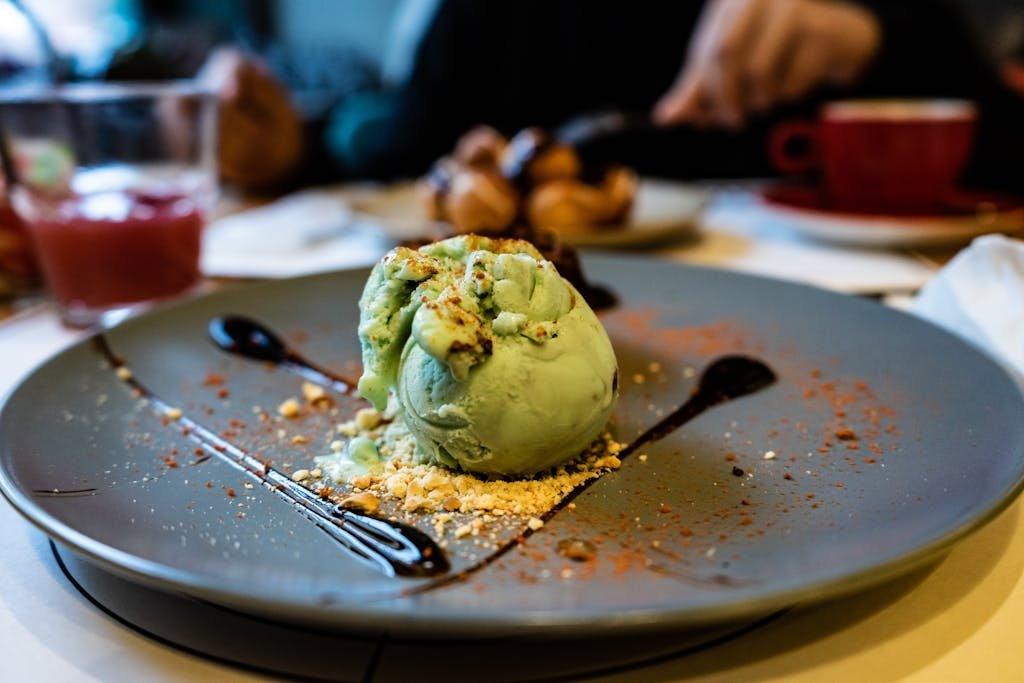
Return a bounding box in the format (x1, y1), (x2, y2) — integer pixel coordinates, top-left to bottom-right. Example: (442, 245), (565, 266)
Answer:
(274, 0), (403, 68)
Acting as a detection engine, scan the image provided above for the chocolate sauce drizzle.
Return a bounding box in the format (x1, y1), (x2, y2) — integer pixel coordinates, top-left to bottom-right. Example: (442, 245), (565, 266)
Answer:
(93, 335), (447, 579)
(410, 355), (776, 594)
(208, 316), (358, 395)
(31, 487), (97, 497)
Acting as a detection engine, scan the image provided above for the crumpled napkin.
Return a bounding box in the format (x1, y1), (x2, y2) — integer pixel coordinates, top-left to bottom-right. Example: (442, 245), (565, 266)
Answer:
(912, 234), (1024, 376)
(201, 189), (393, 278)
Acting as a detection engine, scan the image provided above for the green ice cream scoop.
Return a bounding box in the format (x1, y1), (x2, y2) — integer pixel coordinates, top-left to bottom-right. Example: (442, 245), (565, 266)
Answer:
(357, 235), (617, 476)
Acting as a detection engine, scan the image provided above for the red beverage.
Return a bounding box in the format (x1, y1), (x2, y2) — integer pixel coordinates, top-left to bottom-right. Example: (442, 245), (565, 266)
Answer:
(24, 190), (203, 312)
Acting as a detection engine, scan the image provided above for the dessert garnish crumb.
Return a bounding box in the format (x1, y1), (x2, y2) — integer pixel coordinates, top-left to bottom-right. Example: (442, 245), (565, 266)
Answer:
(312, 407), (626, 519)
(278, 398), (300, 419)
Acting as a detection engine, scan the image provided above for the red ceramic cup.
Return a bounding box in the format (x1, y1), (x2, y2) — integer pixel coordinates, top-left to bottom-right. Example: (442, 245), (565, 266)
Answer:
(770, 100), (977, 214)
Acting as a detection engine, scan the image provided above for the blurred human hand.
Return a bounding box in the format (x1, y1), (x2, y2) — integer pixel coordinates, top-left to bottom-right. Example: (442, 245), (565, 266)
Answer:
(653, 0), (881, 128)
(199, 48), (304, 190)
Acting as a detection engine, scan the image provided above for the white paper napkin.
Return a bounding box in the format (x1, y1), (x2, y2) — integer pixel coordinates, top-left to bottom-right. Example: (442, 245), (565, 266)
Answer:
(912, 234), (1024, 376)
(201, 189), (393, 278)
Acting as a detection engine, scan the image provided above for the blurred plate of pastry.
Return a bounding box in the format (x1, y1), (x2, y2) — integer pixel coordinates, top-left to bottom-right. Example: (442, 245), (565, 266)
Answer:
(347, 126), (708, 249)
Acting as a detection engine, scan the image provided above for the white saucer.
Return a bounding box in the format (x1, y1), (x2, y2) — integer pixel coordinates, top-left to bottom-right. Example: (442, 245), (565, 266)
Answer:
(760, 186), (1024, 248)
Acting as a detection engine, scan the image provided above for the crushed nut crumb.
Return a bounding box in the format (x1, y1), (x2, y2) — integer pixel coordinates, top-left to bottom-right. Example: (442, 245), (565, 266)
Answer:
(278, 398), (300, 419)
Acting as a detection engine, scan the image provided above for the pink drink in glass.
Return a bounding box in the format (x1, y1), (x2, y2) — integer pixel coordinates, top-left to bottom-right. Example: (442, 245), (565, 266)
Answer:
(24, 188), (203, 315)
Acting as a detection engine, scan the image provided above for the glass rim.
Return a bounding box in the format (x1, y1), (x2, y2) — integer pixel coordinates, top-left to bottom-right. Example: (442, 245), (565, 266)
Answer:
(0, 80), (215, 104)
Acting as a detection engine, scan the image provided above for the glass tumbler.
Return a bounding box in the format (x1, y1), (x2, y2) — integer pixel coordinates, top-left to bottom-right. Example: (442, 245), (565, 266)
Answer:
(0, 81), (217, 327)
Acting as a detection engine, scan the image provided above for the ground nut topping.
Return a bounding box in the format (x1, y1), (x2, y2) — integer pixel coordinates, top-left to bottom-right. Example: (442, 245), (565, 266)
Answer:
(313, 408), (624, 518)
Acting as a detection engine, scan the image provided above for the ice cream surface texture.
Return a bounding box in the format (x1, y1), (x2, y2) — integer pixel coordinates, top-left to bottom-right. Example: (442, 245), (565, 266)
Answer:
(357, 235), (617, 476)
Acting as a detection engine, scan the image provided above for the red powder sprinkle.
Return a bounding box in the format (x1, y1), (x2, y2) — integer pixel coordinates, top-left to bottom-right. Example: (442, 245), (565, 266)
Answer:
(226, 488), (236, 497)
(202, 373), (225, 386)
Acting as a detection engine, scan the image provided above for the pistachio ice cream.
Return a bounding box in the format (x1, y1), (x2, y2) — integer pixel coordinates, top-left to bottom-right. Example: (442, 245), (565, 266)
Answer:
(357, 235), (616, 476)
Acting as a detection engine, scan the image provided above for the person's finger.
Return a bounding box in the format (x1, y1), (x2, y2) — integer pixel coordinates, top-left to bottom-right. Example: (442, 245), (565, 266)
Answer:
(700, 0), (766, 127)
(744, 0), (800, 112)
(653, 71), (704, 124)
(705, 59), (745, 127)
(778, 37), (830, 102)
(654, 0), (753, 126)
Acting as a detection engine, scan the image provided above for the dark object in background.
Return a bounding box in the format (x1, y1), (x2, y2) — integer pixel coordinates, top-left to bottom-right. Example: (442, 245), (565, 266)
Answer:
(340, 0), (1024, 197)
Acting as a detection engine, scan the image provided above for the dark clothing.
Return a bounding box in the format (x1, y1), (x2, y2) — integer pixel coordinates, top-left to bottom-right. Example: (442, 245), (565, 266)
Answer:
(350, 0), (1023, 194)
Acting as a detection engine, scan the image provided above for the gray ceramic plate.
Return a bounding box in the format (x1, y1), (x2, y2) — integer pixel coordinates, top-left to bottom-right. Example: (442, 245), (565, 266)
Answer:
(2, 255), (1023, 637)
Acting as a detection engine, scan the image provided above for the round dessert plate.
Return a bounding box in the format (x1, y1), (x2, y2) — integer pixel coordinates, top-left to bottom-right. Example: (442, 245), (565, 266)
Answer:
(761, 184), (1024, 248)
(1, 257), (1023, 637)
(346, 178), (708, 248)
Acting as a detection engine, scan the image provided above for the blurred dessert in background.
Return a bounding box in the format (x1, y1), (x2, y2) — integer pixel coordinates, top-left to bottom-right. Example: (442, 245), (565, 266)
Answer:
(419, 126), (636, 237)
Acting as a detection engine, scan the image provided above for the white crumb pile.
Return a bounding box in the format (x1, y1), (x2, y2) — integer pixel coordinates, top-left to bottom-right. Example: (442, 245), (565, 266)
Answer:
(313, 406), (624, 518)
